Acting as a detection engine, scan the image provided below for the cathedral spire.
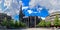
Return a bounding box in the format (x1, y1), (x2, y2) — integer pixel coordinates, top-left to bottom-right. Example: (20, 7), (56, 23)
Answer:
(19, 4), (25, 20)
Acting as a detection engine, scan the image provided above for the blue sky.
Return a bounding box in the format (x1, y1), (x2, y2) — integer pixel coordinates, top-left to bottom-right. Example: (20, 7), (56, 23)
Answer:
(22, 0), (49, 19)
(22, 6), (49, 17)
(18, 0), (60, 20)
(2, 0), (60, 20)
(0, 0), (20, 20)
(0, 0), (50, 20)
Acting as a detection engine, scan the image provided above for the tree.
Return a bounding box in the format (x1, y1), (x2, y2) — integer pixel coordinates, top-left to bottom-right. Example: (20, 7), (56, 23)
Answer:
(37, 20), (45, 27)
(14, 20), (19, 28)
(9, 20), (15, 28)
(1, 17), (7, 26)
(54, 14), (59, 27)
(19, 21), (26, 28)
(45, 21), (51, 27)
(58, 20), (60, 27)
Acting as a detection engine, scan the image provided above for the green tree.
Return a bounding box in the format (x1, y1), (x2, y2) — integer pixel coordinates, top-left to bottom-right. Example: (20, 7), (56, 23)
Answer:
(6, 19), (15, 28)
(14, 20), (19, 28)
(1, 17), (7, 26)
(37, 20), (45, 27)
(58, 21), (60, 26)
(54, 14), (59, 27)
(19, 21), (26, 28)
(45, 21), (51, 27)
(9, 20), (15, 28)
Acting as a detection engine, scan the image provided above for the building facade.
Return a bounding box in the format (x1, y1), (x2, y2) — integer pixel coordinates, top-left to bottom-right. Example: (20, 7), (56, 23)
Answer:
(0, 13), (12, 28)
(0, 13), (12, 23)
(45, 11), (60, 22)
(19, 5), (42, 28)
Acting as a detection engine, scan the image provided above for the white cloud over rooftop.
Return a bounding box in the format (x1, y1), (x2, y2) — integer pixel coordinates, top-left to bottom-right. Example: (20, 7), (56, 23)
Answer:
(29, 0), (60, 13)
(27, 10), (33, 14)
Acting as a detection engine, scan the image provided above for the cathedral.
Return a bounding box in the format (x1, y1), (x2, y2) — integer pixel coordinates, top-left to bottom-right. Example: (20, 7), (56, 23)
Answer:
(19, 5), (42, 28)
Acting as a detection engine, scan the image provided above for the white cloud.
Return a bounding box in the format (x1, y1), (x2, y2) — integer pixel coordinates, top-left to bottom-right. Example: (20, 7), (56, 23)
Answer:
(22, 6), (28, 10)
(41, 17), (45, 20)
(19, 1), (22, 5)
(29, 0), (42, 8)
(38, 8), (43, 10)
(13, 0), (17, 3)
(0, 0), (21, 20)
(4, 2), (10, 7)
(29, 0), (36, 8)
(27, 10), (33, 14)
(4, 0), (12, 7)
(6, 12), (11, 16)
(29, 0), (60, 13)
(0, 8), (3, 13)
(49, 9), (60, 13)
(0, 0), (2, 4)
(3, 0), (21, 18)
(15, 9), (19, 15)
(37, 8), (42, 12)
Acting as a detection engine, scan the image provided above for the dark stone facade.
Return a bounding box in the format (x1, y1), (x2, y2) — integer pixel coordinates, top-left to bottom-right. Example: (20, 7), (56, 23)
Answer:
(19, 5), (42, 28)
(22, 16), (42, 28)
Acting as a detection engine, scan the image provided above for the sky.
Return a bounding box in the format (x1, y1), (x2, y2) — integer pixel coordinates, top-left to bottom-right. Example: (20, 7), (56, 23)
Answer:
(0, 0), (60, 20)
(19, 0), (60, 20)
(0, 0), (20, 20)
(22, 0), (49, 19)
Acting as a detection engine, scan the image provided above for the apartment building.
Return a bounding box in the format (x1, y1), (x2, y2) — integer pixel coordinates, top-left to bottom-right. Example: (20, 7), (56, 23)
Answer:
(45, 11), (60, 22)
